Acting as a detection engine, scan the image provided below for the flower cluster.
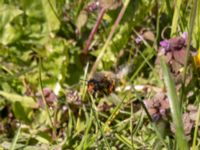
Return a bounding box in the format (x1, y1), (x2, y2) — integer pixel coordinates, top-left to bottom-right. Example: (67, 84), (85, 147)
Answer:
(144, 92), (169, 122)
(66, 90), (82, 106)
(36, 88), (57, 108)
(158, 33), (188, 74)
(170, 105), (198, 140)
(160, 32), (187, 53)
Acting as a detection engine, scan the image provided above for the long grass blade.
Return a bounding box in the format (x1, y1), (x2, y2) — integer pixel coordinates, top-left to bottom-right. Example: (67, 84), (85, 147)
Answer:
(171, 0), (182, 36)
(160, 57), (188, 150)
(191, 101), (200, 150)
(180, 0), (198, 105)
(10, 123), (22, 150)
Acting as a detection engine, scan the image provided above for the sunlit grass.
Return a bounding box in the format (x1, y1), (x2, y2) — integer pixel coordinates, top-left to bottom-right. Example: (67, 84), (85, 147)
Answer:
(0, 0), (200, 149)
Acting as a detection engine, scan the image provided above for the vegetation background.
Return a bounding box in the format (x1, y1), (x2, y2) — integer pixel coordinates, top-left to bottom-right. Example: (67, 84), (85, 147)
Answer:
(0, 0), (200, 149)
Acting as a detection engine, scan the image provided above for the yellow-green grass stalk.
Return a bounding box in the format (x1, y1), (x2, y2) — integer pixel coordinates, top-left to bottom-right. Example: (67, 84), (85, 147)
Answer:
(171, 0), (182, 36)
(160, 57), (188, 150)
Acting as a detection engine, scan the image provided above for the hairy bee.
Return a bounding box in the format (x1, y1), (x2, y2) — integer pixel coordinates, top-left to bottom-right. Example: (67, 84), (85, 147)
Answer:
(87, 72), (116, 96)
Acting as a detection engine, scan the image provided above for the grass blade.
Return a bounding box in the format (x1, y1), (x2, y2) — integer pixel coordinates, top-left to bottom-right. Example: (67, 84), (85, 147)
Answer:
(180, 0), (198, 105)
(89, 94), (111, 150)
(10, 123), (21, 150)
(191, 98), (200, 150)
(160, 57), (188, 150)
(171, 0), (182, 36)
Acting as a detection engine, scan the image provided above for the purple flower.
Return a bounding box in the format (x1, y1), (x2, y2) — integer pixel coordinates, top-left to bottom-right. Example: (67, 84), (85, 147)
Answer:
(135, 35), (143, 44)
(160, 40), (170, 52)
(181, 32), (188, 41)
(159, 32), (188, 53)
(36, 88), (57, 108)
(152, 113), (161, 122)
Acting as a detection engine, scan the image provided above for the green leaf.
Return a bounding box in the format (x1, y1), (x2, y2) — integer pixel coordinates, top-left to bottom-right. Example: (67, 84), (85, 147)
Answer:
(0, 4), (23, 45)
(21, 0), (60, 33)
(12, 102), (31, 123)
(0, 91), (37, 108)
(41, 0), (60, 32)
(108, 22), (131, 52)
(0, 24), (21, 45)
(76, 10), (88, 33)
(160, 57), (188, 150)
(0, 4), (23, 29)
(35, 132), (51, 144)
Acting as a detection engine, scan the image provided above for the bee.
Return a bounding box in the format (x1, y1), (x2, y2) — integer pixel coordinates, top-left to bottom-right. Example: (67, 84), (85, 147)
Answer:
(87, 72), (116, 96)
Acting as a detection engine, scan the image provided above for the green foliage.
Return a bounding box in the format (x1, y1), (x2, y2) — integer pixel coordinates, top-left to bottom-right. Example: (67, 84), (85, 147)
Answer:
(0, 4), (23, 45)
(0, 91), (37, 108)
(0, 0), (200, 149)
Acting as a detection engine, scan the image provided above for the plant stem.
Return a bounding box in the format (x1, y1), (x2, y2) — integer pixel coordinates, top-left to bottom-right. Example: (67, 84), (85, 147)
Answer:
(38, 57), (56, 140)
(180, 0), (198, 106)
(89, 0), (130, 78)
(171, 0), (182, 36)
(10, 123), (22, 150)
(83, 8), (106, 54)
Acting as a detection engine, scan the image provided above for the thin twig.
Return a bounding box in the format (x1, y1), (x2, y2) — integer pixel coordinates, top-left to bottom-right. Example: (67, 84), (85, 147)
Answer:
(83, 8), (106, 54)
(89, 0), (130, 78)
